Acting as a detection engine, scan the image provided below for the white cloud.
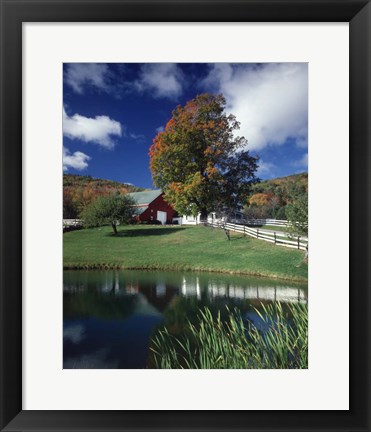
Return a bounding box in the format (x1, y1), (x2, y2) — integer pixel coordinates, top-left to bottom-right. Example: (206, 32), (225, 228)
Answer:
(65, 63), (111, 94)
(156, 126), (164, 133)
(129, 132), (146, 141)
(295, 127), (308, 148)
(63, 107), (122, 149)
(63, 147), (91, 172)
(135, 64), (184, 99)
(256, 160), (276, 178)
(292, 152), (308, 168)
(204, 63), (308, 151)
(300, 152), (308, 167)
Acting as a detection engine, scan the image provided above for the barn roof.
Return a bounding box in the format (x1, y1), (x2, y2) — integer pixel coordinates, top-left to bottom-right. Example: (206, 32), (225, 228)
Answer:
(128, 189), (162, 205)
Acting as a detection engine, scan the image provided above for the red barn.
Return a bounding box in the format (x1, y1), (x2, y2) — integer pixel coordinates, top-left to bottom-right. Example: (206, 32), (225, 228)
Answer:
(128, 190), (179, 225)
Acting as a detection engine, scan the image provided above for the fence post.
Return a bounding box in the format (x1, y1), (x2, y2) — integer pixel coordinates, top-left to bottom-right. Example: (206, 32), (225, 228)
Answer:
(244, 225), (246, 236)
(274, 232), (276, 244)
(297, 236), (300, 249)
(256, 228), (259, 239)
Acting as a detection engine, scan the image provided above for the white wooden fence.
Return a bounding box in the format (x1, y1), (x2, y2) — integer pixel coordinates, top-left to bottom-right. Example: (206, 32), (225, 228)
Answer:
(63, 219), (83, 227)
(206, 221), (308, 251)
(243, 218), (288, 227)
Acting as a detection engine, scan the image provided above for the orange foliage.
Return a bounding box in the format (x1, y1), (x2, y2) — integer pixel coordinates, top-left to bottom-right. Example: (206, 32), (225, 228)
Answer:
(249, 193), (274, 207)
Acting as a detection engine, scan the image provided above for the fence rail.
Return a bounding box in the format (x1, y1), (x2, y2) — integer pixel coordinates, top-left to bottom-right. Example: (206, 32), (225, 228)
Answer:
(206, 221), (308, 251)
(229, 218), (289, 227)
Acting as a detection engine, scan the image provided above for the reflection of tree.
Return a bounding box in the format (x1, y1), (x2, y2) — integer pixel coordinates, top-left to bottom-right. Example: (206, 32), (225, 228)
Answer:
(157, 295), (247, 336)
(63, 290), (138, 320)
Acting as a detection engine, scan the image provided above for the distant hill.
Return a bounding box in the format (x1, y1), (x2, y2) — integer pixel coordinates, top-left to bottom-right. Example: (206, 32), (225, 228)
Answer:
(245, 172), (308, 220)
(63, 174), (145, 191)
(255, 172), (308, 193)
(63, 174), (145, 219)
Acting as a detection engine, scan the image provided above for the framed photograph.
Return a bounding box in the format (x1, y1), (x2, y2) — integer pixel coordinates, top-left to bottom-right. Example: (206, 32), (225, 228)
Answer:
(1, 0), (370, 431)
(62, 61), (309, 372)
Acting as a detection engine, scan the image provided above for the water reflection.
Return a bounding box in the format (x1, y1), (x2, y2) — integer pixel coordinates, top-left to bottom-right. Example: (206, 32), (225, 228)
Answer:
(181, 275), (306, 303)
(64, 270), (307, 369)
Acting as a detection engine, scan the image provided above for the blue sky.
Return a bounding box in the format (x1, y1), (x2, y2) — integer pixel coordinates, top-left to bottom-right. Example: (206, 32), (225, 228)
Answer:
(63, 63), (308, 189)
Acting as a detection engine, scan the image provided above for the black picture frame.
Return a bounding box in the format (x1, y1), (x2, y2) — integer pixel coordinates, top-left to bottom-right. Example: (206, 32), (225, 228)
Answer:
(1, 1), (370, 431)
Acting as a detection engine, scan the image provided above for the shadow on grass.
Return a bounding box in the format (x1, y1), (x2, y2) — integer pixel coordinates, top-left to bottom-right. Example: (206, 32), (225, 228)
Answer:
(106, 227), (184, 237)
(230, 235), (246, 241)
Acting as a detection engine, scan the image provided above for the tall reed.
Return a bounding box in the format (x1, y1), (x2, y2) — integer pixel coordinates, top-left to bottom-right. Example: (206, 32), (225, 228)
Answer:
(150, 302), (307, 369)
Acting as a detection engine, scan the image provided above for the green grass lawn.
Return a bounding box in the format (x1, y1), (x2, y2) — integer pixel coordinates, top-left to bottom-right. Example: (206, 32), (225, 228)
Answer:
(64, 225), (307, 281)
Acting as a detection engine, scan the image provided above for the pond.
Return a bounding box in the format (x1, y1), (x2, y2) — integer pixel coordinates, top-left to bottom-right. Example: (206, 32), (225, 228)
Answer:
(63, 270), (307, 369)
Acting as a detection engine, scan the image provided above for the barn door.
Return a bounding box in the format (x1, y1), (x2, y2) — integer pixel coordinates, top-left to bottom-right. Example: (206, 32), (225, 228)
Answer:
(157, 211), (167, 225)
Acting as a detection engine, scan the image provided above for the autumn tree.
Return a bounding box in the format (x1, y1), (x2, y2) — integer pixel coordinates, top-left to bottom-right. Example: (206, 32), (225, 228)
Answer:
(63, 188), (78, 219)
(81, 193), (136, 235)
(244, 192), (281, 219)
(149, 93), (258, 220)
(249, 192), (273, 207)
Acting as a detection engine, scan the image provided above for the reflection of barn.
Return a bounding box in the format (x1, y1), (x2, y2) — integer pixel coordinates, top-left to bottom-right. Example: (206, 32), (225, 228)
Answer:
(128, 190), (179, 225)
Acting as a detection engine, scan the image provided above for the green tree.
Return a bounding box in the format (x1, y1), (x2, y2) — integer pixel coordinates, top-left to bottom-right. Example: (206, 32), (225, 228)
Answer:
(286, 191), (308, 236)
(149, 93), (258, 220)
(275, 205), (287, 220)
(81, 193), (136, 235)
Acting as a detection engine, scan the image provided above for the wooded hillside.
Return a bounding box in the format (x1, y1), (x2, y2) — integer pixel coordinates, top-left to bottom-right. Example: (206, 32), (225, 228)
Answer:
(244, 172), (308, 220)
(63, 174), (145, 219)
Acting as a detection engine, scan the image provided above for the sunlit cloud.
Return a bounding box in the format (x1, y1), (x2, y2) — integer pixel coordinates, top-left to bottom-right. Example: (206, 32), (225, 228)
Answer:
(63, 146), (91, 172)
(203, 63), (308, 151)
(63, 107), (122, 149)
(134, 64), (184, 99)
(64, 63), (112, 94)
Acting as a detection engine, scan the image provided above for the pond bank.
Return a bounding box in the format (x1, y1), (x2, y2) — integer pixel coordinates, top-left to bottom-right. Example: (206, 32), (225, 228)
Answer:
(63, 264), (307, 283)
